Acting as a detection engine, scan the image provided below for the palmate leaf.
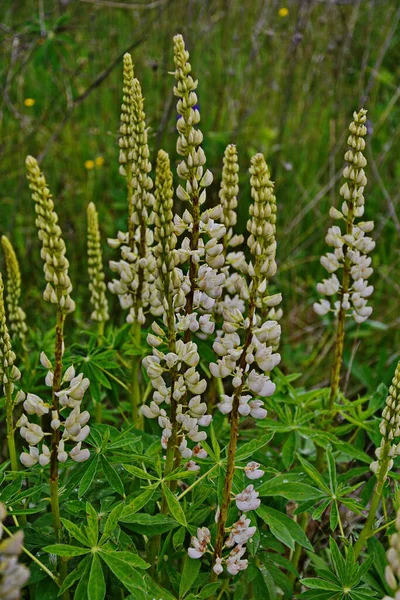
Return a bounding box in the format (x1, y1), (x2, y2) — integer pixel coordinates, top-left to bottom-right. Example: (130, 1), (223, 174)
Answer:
(58, 555), (91, 596)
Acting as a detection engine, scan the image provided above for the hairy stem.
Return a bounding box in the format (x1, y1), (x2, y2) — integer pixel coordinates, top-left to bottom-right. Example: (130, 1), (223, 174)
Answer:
(354, 440), (391, 559)
(5, 381), (18, 472)
(49, 309), (65, 543)
(131, 321), (142, 426)
(212, 294), (257, 578)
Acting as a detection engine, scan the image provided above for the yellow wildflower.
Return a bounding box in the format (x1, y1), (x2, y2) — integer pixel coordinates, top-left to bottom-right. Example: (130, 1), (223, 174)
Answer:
(278, 7), (289, 17)
(24, 98), (35, 107)
(95, 156), (104, 167)
(85, 160), (95, 170)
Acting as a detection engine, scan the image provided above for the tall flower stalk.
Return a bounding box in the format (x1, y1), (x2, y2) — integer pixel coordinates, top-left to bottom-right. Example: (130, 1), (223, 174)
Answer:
(314, 109), (374, 416)
(24, 157), (90, 551)
(354, 360), (400, 558)
(210, 153), (281, 577)
(87, 202), (109, 331)
(108, 53), (156, 423)
(0, 273), (22, 472)
(381, 508), (400, 600)
(1, 235), (28, 350)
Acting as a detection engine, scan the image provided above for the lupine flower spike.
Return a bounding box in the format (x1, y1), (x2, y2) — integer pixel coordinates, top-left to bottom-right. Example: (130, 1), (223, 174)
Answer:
(141, 35), (219, 473)
(0, 503), (30, 599)
(354, 360), (400, 558)
(1, 236), (27, 347)
(370, 360), (400, 481)
(24, 157), (90, 542)
(209, 153), (281, 576)
(314, 109), (374, 412)
(87, 202), (109, 326)
(108, 59), (156, 327)
(382, 509), (400, 600)
(0, 273), (22, 472)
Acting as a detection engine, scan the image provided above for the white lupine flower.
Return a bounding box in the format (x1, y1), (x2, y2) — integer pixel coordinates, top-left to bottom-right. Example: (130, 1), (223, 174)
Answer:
(70, 442), (90, 463)
(235, 485), (260, 512)
(247, 370), (275, 398)
(213, 557), (224, 575)
(226, 545), (248, 575)
(23, 393), (50, 417)
(315, 109), (374, 324)
(225, 515), (257, 547)
(185, 460), (200, 472)
(244, 461), (264, 480)
(187, 527), (211, 559)
(20, 446), (39, 467)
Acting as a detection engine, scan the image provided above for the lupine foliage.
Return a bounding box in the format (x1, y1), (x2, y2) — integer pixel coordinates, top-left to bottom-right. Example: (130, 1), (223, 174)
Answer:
(0, 33), (399, 600)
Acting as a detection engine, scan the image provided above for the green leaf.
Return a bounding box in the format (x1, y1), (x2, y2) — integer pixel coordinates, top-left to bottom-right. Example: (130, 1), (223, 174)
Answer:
(301, 578), (341, 591)
(161, 483), (187, 527)
(101, 456), (124, 496)
(258, 479), (324, 501)
(43, 544), (91, 557)
(122, 487), (157, 517)
(100, 503), (125, 544)
(122, 464), (158, 480)
(329, 538), (346, 580)
(99, 550), (146, 592)
(102, 551), (149, 570)
(236, 432), (274, 461)
(58, 556), (90, 596)
(257, 505), (313, 551)
(179, 555), (201, 597)
(121, 513), (178, 535)
(297, 454), (331, 494)
(282, 432), (296, 469)
(210, 424), (220, 461)
(197, 583), (222, 598)
(61, 518), (91, 547)
(326, 447), (337, 493)
(86, 502), (99, 547)
(330, 501), (339, 532)
(88, 554), (106, 600)
(78, 455), (100, 497)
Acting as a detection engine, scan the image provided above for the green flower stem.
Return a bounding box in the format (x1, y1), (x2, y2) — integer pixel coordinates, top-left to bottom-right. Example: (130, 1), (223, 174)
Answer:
(95, 321), (105, 424)
(49, 308), (65, 543)
(354, 441), (391, 559)
(5, 381), (18, 472)
(177, 463), (219, 501)
(131, 321), (142, 426)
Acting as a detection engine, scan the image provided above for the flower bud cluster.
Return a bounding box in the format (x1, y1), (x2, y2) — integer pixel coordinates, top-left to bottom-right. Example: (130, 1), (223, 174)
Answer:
(109, 63), (156, 325)
(370, 361), (400, 481)
(17, 354), (90, 467)
(382, 509), (400, 600)
(219, 144), (242, 247)
(210, 155), (281, 414)
(0, 274), (21, 395)
(87, 202), (109, 323)
(1, 236), (27, 345)
(25, 156), (75, 313)
(0, 503), (30, 600)
(314, 109), (374, 324)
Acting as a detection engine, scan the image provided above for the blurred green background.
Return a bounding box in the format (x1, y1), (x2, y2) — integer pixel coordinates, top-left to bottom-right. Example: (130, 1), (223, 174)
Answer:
(1, 0), (399, 392)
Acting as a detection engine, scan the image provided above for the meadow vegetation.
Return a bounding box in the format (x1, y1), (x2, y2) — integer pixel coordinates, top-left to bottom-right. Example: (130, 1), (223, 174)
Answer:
(1, 1), (400, 599)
